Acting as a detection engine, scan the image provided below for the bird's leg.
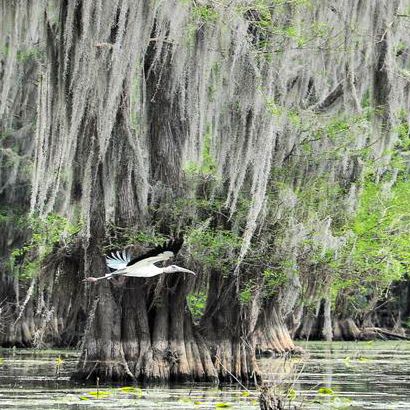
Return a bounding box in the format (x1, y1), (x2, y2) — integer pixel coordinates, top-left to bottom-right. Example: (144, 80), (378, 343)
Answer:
(82, 271), (124, 284)
(82, 275), (109, 283)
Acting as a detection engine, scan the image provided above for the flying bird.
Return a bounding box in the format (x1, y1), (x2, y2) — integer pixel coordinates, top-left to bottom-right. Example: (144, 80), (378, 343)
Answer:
(83, 238), (195, 283)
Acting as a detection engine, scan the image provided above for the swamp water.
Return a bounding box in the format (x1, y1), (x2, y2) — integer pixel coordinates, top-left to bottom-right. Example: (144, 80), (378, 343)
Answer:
(0, 341), (408, 409)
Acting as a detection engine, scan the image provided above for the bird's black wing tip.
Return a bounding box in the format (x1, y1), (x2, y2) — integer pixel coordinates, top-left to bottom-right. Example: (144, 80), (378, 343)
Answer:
(126, 234), (184, 266)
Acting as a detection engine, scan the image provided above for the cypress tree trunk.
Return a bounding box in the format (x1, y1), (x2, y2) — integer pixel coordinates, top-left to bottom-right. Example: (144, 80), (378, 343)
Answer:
(254, 300), (295, 356)
(2, 0), (409, 385)
(75, 272), (219, 383)
(200, 271), (261, 383)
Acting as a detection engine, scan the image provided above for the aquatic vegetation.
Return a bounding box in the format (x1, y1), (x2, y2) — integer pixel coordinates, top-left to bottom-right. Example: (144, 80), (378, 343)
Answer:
(317, 387), (335, 395)
(1, 0), (410, 389)
(55, 356), (64, 366)
(0, 342), (409, 408)
(86, 390), (112, 399)
(286, 387), (297, 401)
(118, 386), (143, 397)
(179, 397), (194, 404)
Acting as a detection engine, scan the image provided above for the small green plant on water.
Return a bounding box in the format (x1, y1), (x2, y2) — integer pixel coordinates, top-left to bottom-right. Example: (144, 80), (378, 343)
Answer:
(313, 386), (353, 408)
(85, 391), (112, 399)
(79, 386), (144, 401)
(119, 386), (143, 397)
(55, 356), (64, 377)
(286, 387), (297, 401)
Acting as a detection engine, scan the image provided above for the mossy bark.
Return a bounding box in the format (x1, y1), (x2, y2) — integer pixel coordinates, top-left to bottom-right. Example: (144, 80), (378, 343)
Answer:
(254, 300), (295, 356)
(74, 273), (219, 383)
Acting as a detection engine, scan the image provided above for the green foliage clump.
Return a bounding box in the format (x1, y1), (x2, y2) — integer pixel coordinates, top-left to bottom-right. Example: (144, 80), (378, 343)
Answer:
(16, 47), (43, 63)
(187, 226), (241, 273)
(10, 214), (81, 280)
(187, 291), (207, 320)
(105, 224), (168, 251)
(184, 130), (217, 179)
(0, 45), (44, 63)
(192, 4), (219, 24)
(239, 281), (254, 305)
(263, 268), (288, 296)
(330, 170), (410, 313)
(351, 178), (410, 285)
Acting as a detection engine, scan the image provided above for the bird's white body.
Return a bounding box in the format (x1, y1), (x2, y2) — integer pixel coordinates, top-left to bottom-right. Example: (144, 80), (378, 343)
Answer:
(108, 262), (164, 278)
(105, 250), (175, 279)
(83, 248), (195, 283)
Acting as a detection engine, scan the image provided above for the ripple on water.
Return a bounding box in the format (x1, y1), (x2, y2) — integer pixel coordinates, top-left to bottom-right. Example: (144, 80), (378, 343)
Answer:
(0, 341), (409, 409)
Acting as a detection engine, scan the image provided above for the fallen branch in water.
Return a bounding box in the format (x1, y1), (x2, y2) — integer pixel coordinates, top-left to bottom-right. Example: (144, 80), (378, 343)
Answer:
(362, 327), (410, 340)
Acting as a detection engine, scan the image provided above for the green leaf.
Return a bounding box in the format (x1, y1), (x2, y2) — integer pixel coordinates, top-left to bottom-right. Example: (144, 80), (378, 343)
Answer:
(317, 387), (335, 395)
(87, 391), (112, 399)
(119, 386), (143, 397)
(287, 387), (297, 400)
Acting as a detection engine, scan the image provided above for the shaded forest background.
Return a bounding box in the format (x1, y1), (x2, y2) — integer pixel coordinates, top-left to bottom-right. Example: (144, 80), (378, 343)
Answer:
(0, 0), (409, 382)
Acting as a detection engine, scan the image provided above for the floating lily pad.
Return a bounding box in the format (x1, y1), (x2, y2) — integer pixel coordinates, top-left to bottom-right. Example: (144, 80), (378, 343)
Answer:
(287, 387), (297, 400)
(87, 390), (112, 399)
(55, 357), (64, 366)
(119, 386), (143, 397)
(317, 387), (335, 395)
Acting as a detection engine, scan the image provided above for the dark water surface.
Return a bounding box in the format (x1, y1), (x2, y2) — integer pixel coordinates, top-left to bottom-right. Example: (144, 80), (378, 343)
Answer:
(0, 341), (409, 409)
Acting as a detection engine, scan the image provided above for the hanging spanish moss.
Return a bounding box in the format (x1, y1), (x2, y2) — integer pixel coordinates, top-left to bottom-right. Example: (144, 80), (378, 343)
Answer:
(1, 0), (409, 384)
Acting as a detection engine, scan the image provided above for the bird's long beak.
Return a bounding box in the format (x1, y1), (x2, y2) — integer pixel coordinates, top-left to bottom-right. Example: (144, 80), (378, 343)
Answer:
(178, 267), (196, 276)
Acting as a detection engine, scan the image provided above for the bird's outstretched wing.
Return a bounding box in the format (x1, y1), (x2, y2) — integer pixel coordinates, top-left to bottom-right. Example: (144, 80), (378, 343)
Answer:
(131, 251), (174, 268)
(106, 249), (131, 271)
(127, 237), (183, 267)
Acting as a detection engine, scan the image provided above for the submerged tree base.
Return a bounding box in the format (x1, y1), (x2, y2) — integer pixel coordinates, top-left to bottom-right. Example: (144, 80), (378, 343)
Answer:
(73, 272), (221, 384)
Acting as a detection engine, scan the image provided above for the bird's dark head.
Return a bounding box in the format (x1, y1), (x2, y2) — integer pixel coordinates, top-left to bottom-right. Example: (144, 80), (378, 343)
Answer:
(164, 265), (196, 275)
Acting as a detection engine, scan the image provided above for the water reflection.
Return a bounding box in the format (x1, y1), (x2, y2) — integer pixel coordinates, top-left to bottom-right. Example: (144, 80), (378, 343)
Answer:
(0, 342), (409, 409)
(259, 341), (410, 409)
